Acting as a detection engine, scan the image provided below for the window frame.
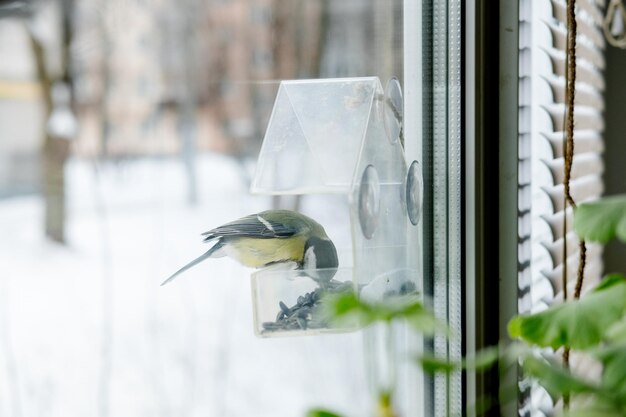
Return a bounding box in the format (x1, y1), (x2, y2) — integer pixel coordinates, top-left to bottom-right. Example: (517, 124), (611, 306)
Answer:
(464, 0), (521, 415)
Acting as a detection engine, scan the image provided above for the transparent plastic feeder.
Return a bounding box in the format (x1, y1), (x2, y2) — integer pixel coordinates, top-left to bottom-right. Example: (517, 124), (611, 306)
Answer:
(251, 77), (423, 337)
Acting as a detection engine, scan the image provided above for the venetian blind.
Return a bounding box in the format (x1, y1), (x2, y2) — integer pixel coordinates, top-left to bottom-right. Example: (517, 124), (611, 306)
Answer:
(518, 0), (606, 415)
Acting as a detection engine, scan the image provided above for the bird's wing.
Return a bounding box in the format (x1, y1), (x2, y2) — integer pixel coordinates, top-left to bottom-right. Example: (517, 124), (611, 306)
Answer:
(202, 213), (297, 241)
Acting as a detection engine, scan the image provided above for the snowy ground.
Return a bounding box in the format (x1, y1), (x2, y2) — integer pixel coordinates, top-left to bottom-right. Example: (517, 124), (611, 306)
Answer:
(0, 154), (369, 417)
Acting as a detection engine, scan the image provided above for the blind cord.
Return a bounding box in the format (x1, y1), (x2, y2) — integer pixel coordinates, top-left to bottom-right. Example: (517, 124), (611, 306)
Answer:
(562, 0), (590, 406)
(563, 0), (587, 302)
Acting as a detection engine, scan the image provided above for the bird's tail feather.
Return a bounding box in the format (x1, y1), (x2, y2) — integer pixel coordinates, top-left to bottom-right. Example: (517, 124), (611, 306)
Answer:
(160, 241), (223, 286)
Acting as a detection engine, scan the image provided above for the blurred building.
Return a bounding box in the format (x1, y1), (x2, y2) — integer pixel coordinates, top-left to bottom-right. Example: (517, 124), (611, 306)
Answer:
(0, 7), (53, 196)
(0, 0), (402, 195)
(72, 0), (323, 158)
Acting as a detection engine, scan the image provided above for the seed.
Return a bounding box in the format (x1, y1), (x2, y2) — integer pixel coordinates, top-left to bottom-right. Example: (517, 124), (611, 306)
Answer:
(296, 317), (307, 330)
(297, 307), (311, 318)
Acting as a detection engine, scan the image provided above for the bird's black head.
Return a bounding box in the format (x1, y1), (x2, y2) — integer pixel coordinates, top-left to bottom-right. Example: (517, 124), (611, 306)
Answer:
(303, 236), (338, 281)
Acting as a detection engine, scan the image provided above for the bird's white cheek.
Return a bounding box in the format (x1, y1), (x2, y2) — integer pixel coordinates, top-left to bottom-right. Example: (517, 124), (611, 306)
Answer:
(303, 247), (319, 278)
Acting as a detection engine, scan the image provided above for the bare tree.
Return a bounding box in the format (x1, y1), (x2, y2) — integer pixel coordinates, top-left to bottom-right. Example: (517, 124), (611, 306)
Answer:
(179, 0), (203, 206)
(28, 0), (76, 243)
(269, 0), (325, 210)
(158, 0), (206, 206)
(97, 0), (111, 157)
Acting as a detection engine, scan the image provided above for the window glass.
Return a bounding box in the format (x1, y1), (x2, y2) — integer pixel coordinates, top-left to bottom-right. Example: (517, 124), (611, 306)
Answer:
(0, 1), (424, 417)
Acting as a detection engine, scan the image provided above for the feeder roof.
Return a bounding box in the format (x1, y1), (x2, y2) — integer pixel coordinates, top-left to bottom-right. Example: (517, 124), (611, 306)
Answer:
(251, 77), (384, 195)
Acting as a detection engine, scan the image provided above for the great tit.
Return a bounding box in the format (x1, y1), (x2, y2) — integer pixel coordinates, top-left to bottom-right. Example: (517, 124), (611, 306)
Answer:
(161, 209), (339, 286)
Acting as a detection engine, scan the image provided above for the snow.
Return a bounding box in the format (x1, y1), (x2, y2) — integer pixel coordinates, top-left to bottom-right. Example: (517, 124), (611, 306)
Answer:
(0, 154), (369, 417)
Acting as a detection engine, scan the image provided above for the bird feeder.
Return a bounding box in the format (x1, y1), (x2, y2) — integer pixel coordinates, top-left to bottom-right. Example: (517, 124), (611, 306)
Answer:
(250, 77), (423, 337)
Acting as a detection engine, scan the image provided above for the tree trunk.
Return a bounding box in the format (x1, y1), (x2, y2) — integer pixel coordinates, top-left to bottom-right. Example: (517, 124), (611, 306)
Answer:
(180, 3), (199, 206)
(29, 27), (71, 243)
(28, 0), (75, 243)
(42, 136), (70, 242)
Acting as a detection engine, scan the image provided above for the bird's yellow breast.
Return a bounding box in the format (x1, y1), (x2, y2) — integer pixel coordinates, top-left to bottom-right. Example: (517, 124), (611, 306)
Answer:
(228, 236), (307, 268)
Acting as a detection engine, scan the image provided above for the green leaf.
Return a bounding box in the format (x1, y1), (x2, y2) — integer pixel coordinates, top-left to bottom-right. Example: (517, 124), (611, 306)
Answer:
(564, 403), (625, 417)
(591, 344), (626, 401)
(322, 292), (447, 336)
(417, 346), (499, 374)
(508, 275), (626, 350)
(521, 355), (599, 399)
(321, 291), (371, 326)
(464, 346), (500, 371)
(319, 291), (370, 328)
(404, 307), (450, 336)
(416, 355), (458, 374)
(574, 195), (626, 243)
(605, 316), (626, 342)
(594, 273), (626, 291)
(305, 409), (346, 417)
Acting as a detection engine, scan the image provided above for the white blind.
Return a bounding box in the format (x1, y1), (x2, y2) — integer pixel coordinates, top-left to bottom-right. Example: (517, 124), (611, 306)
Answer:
(518, 0), (606, 415)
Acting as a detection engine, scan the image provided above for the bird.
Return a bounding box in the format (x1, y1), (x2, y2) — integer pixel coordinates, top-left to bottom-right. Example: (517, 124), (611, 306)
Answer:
(161, 209), (339, 286)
